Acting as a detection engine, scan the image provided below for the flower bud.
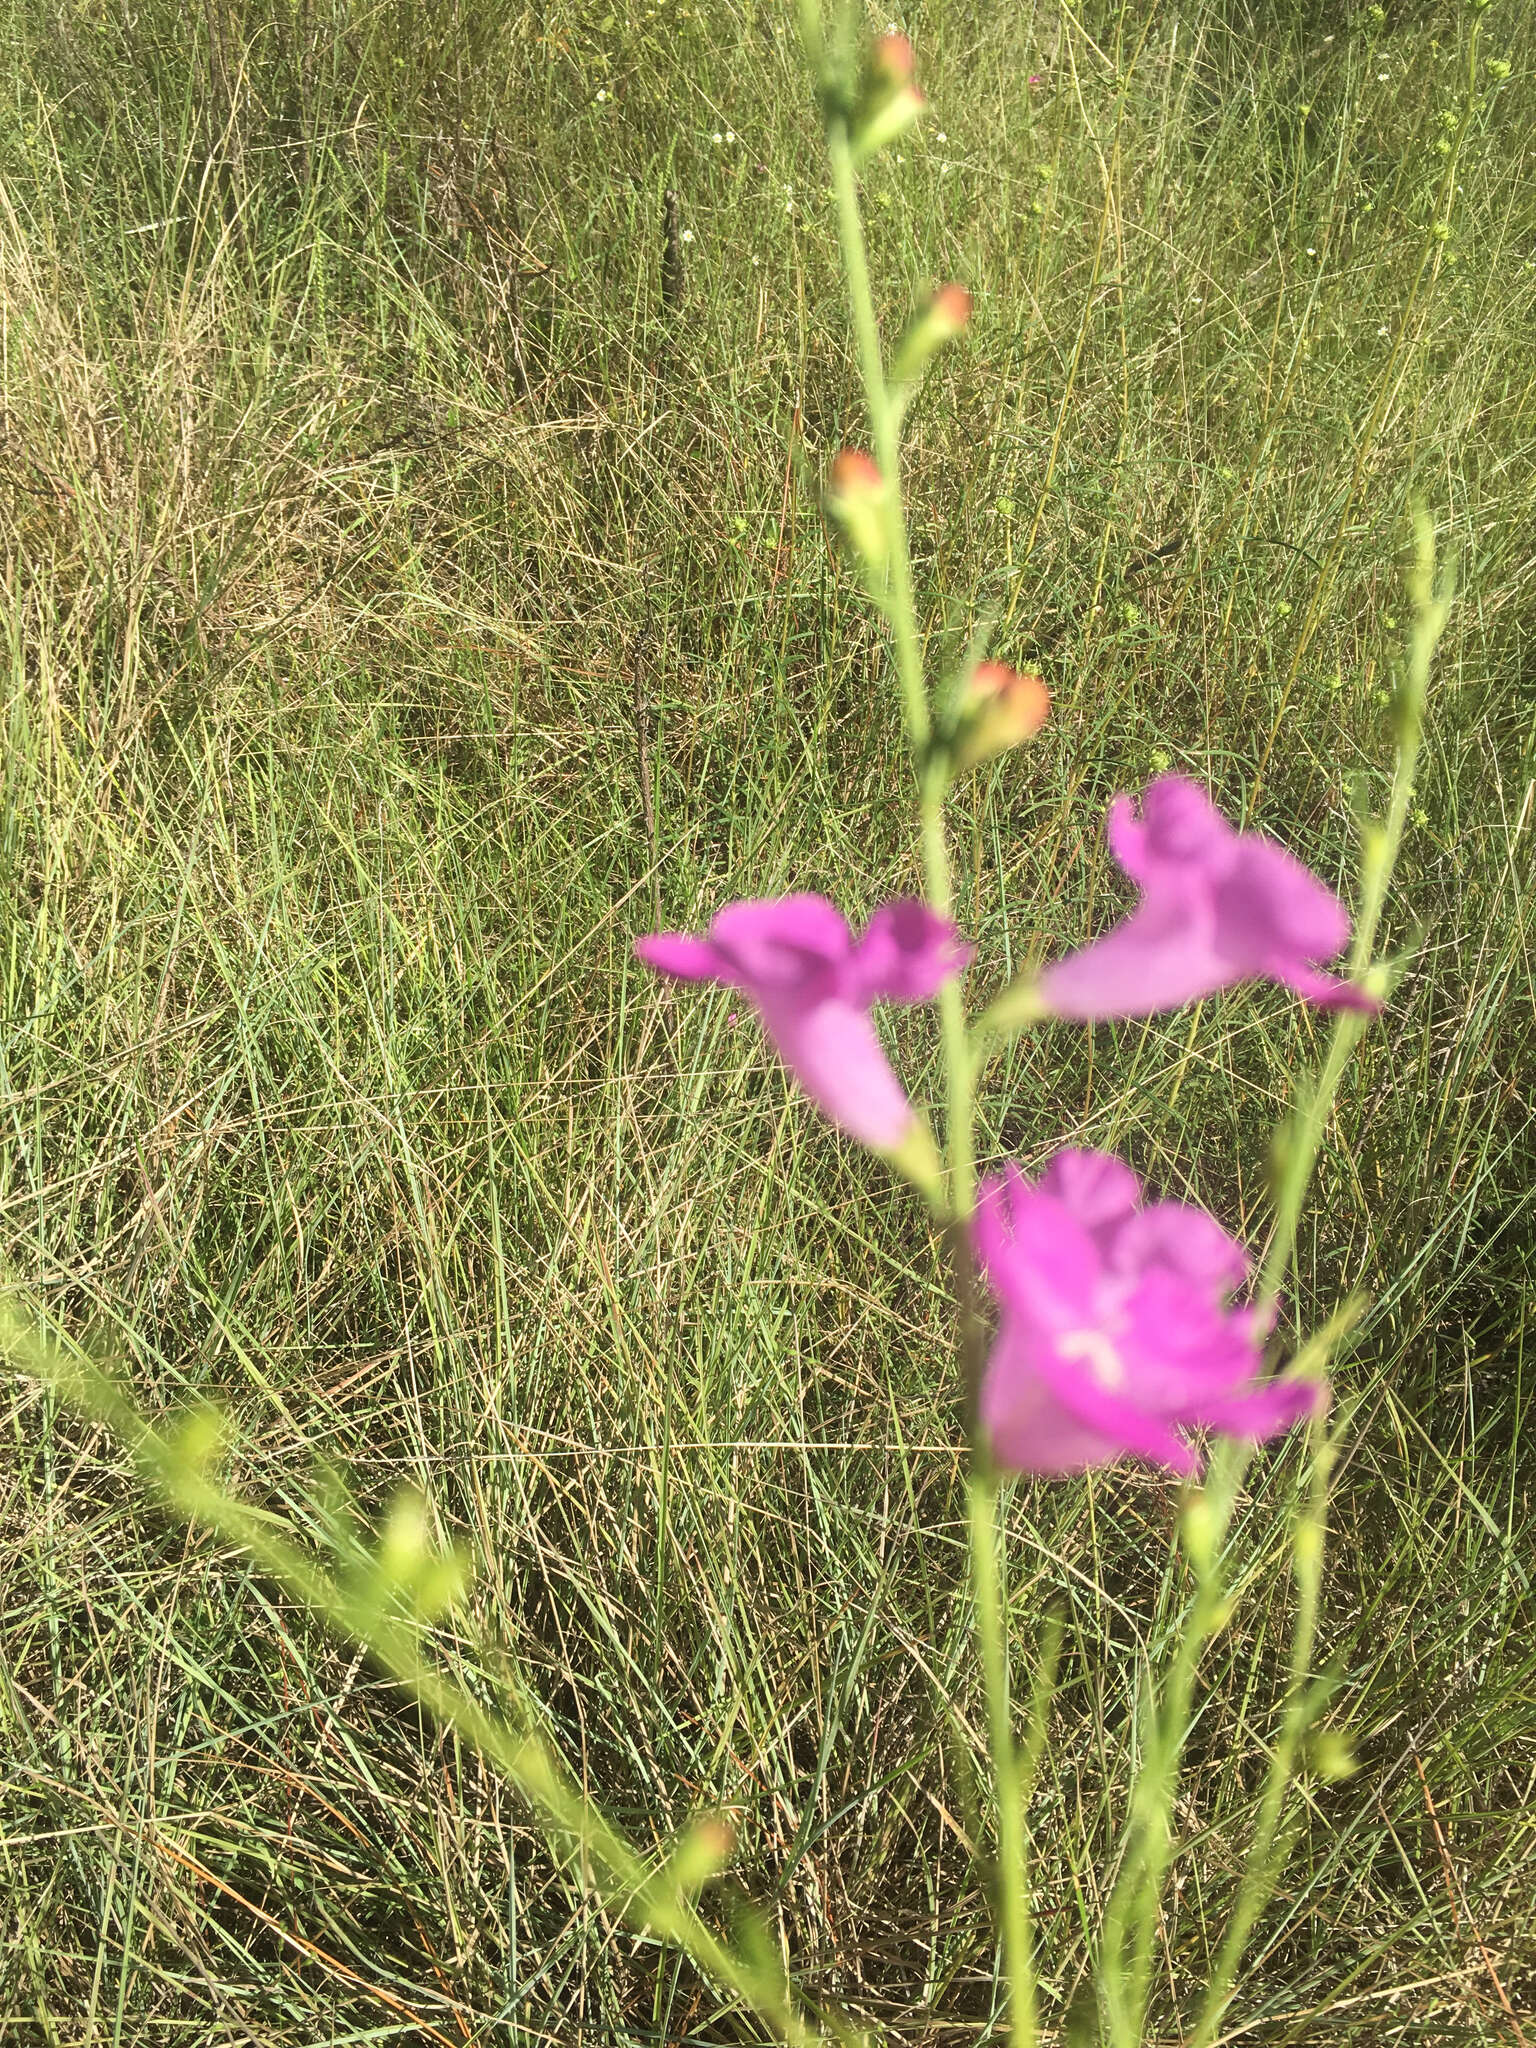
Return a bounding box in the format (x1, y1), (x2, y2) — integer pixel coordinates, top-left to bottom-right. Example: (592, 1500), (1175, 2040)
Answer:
(1308, 1730), (1359, 1782)
(891, 283), (973, 389)
(825, 448), (890, 571)
(851, 33), (926, 162)
(952, 662), (1049, 769)
(663, 1814), (736, 1898)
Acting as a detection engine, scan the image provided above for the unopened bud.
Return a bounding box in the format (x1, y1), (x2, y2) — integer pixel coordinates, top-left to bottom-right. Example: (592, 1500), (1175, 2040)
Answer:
(664, 1815), (736, 1899)
(891, 283), (973, 388)
(851, 33), (925, 162)
(1309, 1730), (1359, 1782)
(825, 448), (890, 571)
(952, 662), (1049, 769)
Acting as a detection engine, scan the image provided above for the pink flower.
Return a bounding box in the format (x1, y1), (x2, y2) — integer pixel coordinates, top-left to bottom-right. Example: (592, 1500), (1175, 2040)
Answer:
(975, 1149), (1320, 1477)
(636, 896), (970, 1150)
(1039, 776), (1377, 1020)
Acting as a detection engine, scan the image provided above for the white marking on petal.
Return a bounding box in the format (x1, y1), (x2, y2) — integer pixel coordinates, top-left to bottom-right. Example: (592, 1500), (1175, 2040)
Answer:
(1059, 1329), (1126, 1390)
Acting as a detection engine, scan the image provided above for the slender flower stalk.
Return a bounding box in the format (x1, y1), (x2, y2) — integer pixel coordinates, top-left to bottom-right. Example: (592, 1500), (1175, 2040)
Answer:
(6, 1312), (854, 2048)
(823, 82), (1033, 2048)
(1102, 517), (1449, 2046)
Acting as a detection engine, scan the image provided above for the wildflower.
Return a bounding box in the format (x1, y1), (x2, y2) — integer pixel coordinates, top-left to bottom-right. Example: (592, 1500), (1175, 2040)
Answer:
(680, 227), (695, 243)
(935, 129), (948, 141)
(975, 1150), (1321, 1476)
(712, 130), (724, 143)
(636, 896), (970, 1151)
(951, 663), (1050, 770)
(725, 128), (736, 142)
(594, 88), (610, 103)
(1038, 775), (1378, 1020)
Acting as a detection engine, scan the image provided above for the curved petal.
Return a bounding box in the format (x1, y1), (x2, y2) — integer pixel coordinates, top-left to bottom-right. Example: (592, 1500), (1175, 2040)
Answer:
(760, 996), (914, 1149)
(1040, 1150), (1141, 1249)
(1113, 1200), (1249, 1296)
(1026, 1330), (1202, 1474)
(853, 900), (973, 1005)
(1138, 776), (1236, 870)
(1268, 959), (1381, 1013)
(1039, 885), (1229, 1020)
(1105, 793), (1153, 883)
(1185, 1378), (1322, 1441)
(635, 932), (729, 983)
(980, 1321), (1126, 1475)
(974, 1174), (1103, 1325)
(1218, 837), (1351, 972)
(708, 895), (854, 998)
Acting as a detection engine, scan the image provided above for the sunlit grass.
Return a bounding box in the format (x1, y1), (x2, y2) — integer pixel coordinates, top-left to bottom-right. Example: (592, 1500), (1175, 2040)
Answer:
(1, 0), (1532, 2038)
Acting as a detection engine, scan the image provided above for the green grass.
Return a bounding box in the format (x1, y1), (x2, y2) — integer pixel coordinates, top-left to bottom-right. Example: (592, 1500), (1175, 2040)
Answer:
(1, 0), (1533, 2040)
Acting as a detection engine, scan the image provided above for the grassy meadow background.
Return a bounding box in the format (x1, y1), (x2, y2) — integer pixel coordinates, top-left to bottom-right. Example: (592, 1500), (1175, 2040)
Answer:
(2, 0), (1534, 2038)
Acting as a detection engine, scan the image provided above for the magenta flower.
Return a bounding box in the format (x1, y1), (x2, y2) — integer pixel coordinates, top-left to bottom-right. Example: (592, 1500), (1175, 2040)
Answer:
(975, 1149), (1320, 1477)
(636, 895), (970, 1151)
(1039, 776), (1377, 1020)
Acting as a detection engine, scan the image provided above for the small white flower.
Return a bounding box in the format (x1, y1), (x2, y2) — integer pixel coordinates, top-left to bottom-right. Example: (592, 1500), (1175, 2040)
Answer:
(751, 254), (760, 266)
(1377, 70), (1390, 81)
(725, 129), (735, 143)
(886, 20), (899, 31)
(680, 227), (695, 244)
(1377, 323), (1390, 335)
(1306, 245), (1317, 255)
(594, 88), (609, 103)
(712, 130), (723, 143)
(935, 130), (947, 142)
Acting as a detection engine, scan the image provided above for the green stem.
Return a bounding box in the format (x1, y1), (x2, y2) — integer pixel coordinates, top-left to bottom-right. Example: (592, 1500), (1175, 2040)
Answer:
(1098, 1528), (1224, 2048)
(1188, 1420), (1336, 2048)
(826, 100), (1032, 2046)
(1259, 507), (1449, 1319)
(826, 120), (930, 760)
(968, 1470), (1037, 2048)
(7, 1316), (843, 2048)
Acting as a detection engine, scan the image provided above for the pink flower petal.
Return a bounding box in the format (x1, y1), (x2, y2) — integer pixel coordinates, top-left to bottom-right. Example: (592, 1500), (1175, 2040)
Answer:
(1039, 1149), (1141, 1247)
(762, 995), (914, 1149)
(975, 1149), (1317, 1479)
(635, 932), (726, 981)
(1041, 775), (1372, 1021)
(854, 899), (973, 1004)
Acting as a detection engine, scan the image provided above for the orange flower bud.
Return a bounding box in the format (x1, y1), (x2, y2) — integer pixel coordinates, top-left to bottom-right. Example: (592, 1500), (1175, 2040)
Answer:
(953, 663), (1050, 769)
(891, 282), (974, 388)
(851, 33), (925, 161)
(870, 31), (915, 86)
(825, 448), (889, 570)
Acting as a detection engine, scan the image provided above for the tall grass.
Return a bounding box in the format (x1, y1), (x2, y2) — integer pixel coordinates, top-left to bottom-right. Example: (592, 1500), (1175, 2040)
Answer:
(1, 0), (1533, 2039)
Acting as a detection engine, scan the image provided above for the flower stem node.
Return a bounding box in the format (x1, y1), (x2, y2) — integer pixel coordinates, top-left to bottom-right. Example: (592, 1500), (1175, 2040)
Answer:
(890, 283), (973, 392)
(850, 33), (926, 163)
(825, 448), (891, 574)
(951, 661), (1050, 771)
(879, 1116), (944, 1204)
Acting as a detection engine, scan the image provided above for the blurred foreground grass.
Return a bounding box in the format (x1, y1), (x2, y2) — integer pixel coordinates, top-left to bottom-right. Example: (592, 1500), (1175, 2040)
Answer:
(0, 0), (1533, 2039)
